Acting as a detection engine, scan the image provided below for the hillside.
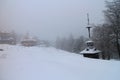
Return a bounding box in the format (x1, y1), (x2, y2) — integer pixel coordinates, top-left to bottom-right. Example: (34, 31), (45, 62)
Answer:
(0, 45), (120, 80)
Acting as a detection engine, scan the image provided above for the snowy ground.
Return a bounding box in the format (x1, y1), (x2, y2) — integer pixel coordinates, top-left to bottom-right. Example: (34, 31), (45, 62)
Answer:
(0, 45), (120, 80)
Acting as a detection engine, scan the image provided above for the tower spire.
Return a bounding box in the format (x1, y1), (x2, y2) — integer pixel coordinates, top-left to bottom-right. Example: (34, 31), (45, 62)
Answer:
(87, 13), (90, 25)
(86, 13), (92, 38)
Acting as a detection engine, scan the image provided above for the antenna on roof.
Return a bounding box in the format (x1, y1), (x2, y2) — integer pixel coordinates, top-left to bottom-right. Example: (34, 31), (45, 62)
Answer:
(86, 13), (92, 38)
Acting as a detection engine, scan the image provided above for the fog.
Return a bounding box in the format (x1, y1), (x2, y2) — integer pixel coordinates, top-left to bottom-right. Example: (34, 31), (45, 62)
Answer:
(0, 0), (105, 41)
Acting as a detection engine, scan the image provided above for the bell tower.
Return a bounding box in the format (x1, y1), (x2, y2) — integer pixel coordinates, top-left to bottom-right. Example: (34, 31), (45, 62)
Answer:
(80, 13), (102, 59)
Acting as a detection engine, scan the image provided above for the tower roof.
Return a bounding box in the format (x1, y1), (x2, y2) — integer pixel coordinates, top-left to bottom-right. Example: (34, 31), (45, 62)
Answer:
(86, 40), (94, 44)
(80, 48), (101, 54)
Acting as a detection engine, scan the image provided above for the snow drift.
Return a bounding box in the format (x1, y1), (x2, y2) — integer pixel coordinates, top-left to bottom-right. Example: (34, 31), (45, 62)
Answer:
(0, 45), (120, 80)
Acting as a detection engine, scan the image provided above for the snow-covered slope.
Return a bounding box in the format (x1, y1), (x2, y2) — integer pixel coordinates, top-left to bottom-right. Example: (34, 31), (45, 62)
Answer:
(0, 45), (120, 80)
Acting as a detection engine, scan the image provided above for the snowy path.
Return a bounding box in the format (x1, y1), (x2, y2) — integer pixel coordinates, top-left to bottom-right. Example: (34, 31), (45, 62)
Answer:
(0, 45), (120, 80)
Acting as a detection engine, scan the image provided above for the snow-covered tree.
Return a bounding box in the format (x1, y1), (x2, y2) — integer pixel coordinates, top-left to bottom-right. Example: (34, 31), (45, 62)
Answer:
(92, 24), (113, 59)
(104, 0), (120, 58)
(66, 34), (74, 52)
(73, 36), (86, 53)
(55, 35), (86, 53)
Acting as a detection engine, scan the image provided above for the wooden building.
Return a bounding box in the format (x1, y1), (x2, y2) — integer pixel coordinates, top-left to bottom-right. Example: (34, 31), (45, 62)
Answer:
(0, 31), (16, 45)
(21, 34), (37, 47)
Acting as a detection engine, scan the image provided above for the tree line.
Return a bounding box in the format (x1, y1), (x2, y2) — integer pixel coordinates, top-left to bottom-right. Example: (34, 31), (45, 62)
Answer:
(92, 0), (120, 59)
(55, 35), (87, 53)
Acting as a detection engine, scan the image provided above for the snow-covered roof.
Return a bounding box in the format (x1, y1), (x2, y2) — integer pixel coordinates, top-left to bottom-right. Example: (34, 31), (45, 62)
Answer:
(21, 38), (37, 42)
(86, 40), (94, 43)
(80, 48), (101, 54)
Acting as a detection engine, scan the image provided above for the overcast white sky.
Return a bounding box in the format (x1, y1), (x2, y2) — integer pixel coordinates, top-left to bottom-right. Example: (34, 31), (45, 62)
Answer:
(0, 0), (106, 41)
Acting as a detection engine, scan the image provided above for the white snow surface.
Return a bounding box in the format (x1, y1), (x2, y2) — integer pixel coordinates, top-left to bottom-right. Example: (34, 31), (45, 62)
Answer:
(0, 45), (120, 80)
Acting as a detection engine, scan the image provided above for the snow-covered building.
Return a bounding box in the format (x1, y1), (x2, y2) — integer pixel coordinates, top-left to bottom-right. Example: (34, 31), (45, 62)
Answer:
(80, 40), (102, 59)
(80, 14), (102, 59)
(0, 31), (16, 45)
(21, 34), (37, 47)
(21, 38), (37, 47)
